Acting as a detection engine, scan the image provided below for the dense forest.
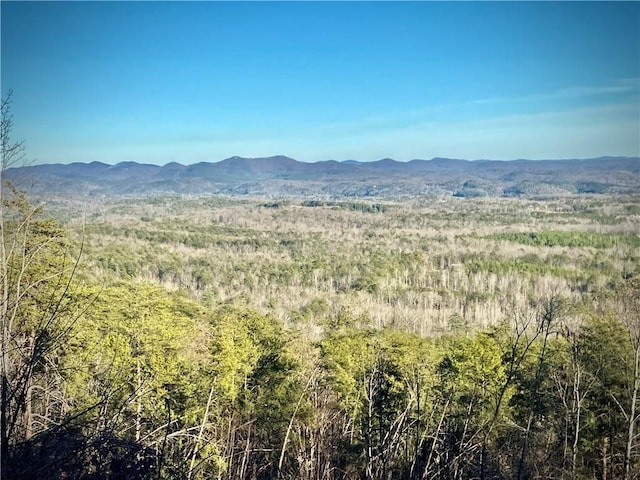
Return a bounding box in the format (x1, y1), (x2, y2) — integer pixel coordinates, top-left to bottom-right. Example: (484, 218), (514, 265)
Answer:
(2, 99), (640, 480)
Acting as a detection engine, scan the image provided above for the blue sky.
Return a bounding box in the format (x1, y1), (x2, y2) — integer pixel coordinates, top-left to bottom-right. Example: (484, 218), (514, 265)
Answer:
(2, 1), (639, 165)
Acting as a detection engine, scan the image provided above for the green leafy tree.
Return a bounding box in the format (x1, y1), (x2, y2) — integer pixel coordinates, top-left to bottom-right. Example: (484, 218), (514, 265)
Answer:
(581, 276), (640, 480)
(0, 92), (87, 476)
(207, 306), (303, 480)
(321, 323), (444, 480)
(437, 331), (512, 479)
(63, 281), (208, 478)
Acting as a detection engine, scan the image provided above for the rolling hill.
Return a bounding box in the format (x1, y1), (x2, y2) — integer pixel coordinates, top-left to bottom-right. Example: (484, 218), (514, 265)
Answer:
(5, 155), (639, 198)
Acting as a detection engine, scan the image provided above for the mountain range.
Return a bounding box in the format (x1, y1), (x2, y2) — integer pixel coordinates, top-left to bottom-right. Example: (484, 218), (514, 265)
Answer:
(5, 155), (640, 198)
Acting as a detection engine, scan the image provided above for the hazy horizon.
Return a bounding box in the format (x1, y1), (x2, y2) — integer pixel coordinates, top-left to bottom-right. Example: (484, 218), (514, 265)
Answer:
(8, 154), (640, 170)
(2, 1), (639, 165)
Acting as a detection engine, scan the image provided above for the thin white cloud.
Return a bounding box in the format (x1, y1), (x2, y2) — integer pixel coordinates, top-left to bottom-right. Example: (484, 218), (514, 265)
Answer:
(351, 102), (640, 160)
(472, 78), (639, 106)
(283, 79), (640, 142)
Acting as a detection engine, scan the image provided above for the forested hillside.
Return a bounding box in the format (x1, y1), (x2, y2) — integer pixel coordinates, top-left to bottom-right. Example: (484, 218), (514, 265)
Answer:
(3, 185), (640, 479)
(6, 154), (640, 197)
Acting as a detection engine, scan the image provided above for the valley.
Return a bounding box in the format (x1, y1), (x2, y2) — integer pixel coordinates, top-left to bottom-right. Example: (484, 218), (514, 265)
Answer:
(4, 168), (640, 479)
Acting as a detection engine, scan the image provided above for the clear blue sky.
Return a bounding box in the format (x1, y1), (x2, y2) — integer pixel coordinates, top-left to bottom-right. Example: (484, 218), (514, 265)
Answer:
(2, 1), (639, 165)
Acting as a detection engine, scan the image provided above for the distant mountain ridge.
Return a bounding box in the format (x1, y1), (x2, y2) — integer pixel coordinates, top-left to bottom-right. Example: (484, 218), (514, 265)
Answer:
(5, 155), (640, 198)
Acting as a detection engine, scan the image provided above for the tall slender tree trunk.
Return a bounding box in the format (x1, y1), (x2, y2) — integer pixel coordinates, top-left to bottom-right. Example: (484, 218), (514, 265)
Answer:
(0, 374), (7, 471)
(517, 306), (553, 480)
(571, 365), (582, 480)
(278, 371), (315, 479)
(135, 357), (142, 443)
(0, 181), (9, 472)
(601, 437), (608, 480)
(624, 346), (639, 480)
(22, 332), (35, 441)
(366, 372), (374, 480)
(188, 386), (215, 479)
(0, 288), (8, 471)
(23, 381), (32, 441)
(517, 413), (534, 480)
(423, 396), (450, 479)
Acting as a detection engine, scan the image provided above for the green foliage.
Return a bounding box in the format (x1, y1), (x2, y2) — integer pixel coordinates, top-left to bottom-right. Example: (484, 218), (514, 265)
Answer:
(624, 203), (640, 215)
(320, 328), (375, 418)
(301, 199), (388, 213)
(491, 230), (640, 249)
(320, 326), (445, 477)
(580, 315), (631, 416)
(576, 181), (609, 194)
(453, 188), (486, 198)
(438, 332), (512, 423)
(260, 199), (289, 208)
(1, 186), (84, 472)
(208, 306), (302, 414)
(465, 254), (579, 279)
(207, 306), (303, 476)
(65, 282), (206, 439)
